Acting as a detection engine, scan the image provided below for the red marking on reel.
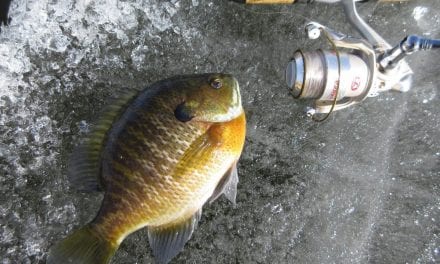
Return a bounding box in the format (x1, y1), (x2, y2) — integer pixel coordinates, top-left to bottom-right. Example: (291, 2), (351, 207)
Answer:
(351, 76), (361, 91)
(331, 80), (339, 98)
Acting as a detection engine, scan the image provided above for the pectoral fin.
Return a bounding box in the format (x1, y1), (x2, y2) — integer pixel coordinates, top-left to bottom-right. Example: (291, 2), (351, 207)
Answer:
(147, 210), (202, 264)
(209, 162), (239, 205)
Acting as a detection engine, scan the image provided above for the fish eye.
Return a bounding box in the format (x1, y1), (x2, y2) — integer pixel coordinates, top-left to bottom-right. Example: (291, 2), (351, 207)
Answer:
(210, 78), (222, 89)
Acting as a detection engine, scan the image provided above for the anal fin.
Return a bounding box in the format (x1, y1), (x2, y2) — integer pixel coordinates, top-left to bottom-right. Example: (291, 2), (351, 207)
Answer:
(209, 162), (239, 205)
(148, 209), (202, 264)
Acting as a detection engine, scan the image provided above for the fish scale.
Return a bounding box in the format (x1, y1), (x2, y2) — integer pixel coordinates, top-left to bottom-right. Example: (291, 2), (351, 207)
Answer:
(96, 115), (209, 236)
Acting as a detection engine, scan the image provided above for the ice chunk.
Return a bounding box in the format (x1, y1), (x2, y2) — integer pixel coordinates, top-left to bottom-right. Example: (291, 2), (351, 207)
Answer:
(413, 6), (428, 21)
(131, 45), (149, 71)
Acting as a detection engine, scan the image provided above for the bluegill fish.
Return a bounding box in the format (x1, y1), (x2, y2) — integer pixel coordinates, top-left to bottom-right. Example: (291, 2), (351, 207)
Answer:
(48, 74), (246, 264)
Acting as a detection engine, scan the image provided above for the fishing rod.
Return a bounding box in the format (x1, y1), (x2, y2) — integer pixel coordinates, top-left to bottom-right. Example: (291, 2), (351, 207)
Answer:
(231, 0), (440, 121)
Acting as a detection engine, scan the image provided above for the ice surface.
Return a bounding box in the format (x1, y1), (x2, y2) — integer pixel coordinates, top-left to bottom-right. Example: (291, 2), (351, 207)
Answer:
(0, 0), (439, 263)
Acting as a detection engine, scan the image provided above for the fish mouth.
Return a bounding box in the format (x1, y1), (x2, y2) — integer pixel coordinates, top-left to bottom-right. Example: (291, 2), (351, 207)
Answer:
(232, 80), (242, 115)
(214, 79), (242, 122)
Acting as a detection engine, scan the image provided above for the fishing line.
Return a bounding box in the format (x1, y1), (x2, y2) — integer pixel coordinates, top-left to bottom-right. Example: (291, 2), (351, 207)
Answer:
(311, 28), (341, 122)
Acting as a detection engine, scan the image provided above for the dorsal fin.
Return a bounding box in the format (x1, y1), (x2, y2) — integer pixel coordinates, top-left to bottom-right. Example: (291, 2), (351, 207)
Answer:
(67, 87), (141, 191)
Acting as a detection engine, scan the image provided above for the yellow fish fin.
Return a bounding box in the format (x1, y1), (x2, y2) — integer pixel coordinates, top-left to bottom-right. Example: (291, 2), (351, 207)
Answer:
(174, 131), (217, 173)
(68, 87), (140, 191)
(147, 209), (203, 264)
(47, 224), (118, 264)
(209, 161), (239, 205)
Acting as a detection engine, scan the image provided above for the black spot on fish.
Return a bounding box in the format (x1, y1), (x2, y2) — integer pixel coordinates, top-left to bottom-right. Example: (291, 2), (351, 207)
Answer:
(174, 102), (193, 122)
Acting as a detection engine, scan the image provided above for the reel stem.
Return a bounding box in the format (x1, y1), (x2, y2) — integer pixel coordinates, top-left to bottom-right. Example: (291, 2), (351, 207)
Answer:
(379, 35), (440, 71)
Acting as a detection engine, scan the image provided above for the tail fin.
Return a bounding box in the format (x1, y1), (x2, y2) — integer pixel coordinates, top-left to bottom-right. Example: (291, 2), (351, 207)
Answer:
(47, 224), (118, 264)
